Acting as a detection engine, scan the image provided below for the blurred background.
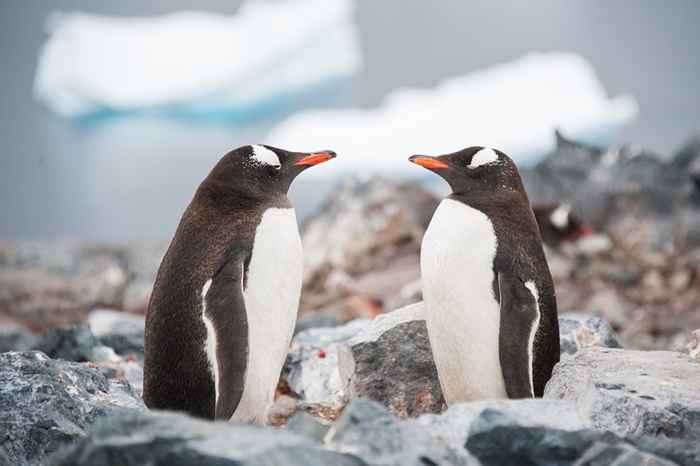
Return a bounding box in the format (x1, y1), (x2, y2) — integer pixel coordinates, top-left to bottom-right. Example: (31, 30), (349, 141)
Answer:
(1, 0), (699, 240)
(1, 1), (699, 356)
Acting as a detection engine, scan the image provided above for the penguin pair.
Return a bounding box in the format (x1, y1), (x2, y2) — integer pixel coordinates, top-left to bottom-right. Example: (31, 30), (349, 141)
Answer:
(144, 144), (559, 423)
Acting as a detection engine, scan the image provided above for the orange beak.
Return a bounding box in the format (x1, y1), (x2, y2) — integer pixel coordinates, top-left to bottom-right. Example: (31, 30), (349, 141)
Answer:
(294, 151), (337, 166)
(409, 155), (449, 169)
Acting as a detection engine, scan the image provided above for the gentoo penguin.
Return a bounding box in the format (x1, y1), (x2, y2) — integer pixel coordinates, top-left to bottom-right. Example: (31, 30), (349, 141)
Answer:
(143, 145), (336, 423)
(532, 203), (592, 247)
(409, 147), (559, 402)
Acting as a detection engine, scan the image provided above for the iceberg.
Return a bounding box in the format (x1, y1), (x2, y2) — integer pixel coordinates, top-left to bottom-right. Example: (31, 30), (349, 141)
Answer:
(34, 0), (361, 119)
(267, 53), (638, 175)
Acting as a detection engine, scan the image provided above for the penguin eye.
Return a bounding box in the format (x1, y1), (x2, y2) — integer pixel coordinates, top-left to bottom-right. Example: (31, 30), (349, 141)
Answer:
(468, 148), (499, 169)
(250, 145), (281, 170)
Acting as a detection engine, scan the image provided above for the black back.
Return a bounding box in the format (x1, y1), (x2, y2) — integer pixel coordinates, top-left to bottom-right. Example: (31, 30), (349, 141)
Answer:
(143, 145), (333, 418)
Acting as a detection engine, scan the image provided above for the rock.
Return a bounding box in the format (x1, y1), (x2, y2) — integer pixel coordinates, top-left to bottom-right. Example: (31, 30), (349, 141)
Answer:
(295, 309), (340, 335)
(559, 314), (621, 356)
(284, 319), (369, 409)
(687, 329), (700, 362)
(0, 321), (36, 353)
(88, 309), (145, 358)
(465, 409), (692, 466)
(300, 177), (438, 315)
(584, 288), (631, 328)
(522, 132), (700, 249)
(31, 323), (99, 362)
(338, 302), (444, 417)
(544, 347), (700, 440)
(333, 303), (617, 416)
(0, 242), (129, 330)
(0, 351), (143, 466)
(324, 398), (464, 465)
(285, 412), (330, 441)
(50, 410), (364, 466)
(574, 442), (679, 466)
(325, 398), (590, 466)
(267, 395), (299, 426)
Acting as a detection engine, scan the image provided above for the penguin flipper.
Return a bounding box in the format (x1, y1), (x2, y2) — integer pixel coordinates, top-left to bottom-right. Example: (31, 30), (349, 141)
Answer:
(204, 255), (248, 420)
(497, 271), (540, 398)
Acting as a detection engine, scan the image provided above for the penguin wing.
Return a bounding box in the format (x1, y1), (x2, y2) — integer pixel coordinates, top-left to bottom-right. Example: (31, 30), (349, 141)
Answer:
(204, 254), (248, 420)
(497, 271), (540, 398)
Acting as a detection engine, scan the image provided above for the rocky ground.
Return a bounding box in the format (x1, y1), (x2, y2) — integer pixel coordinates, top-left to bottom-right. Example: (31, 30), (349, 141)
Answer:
(1, 133), (700, 465)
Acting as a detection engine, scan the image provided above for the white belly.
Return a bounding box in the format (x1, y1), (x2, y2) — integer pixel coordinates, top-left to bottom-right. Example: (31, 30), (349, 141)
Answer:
(421, 198), (507, 403)
(231, 207), (302, 424)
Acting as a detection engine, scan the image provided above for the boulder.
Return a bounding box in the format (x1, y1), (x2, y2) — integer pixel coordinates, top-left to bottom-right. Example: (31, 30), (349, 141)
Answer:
(325, 398), (590, 466)
(0, 322), (36, 353)
(544, 347), (700, 440)
(50, 410), (364, 466)
(284, 319), (369, 410)
(338, 302), (444, 417)
(335, 303), (619, 416)
(559, 314), (621, 356)
(31, 323), (99, 362)
(464, 409), (695, 466)
(88, 309), (145, 358)
(0, 351), (143, 466)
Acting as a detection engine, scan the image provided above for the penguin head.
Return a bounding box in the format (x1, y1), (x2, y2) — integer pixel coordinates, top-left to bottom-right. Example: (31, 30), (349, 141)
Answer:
(203, 145), (336, 197)
(409, 146), (523, 195)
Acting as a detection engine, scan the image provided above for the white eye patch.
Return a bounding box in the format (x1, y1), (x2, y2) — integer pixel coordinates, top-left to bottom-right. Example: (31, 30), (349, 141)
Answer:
(251, 145), (281, 169)
(550, 203), (571, 230)
(469, 148), (499, 168)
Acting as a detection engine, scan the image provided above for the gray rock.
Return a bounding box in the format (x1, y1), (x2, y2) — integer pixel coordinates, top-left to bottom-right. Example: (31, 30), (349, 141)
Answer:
(338, 302), (444, 417)
(31, 323), (99, 362)
(573, 442), (678, 466)
(545, 347), (700, 440)
(559, 314), (622, 356)
(335, 303), (617, 416)
(326, 398), (590, 466)
(0, 351), (144, 466)
(0, 242), (129, 329)
(295, 309), (340, 335)
(409, 398), (590, 459)
(285, 319), (369, 408)
(50, 410), (364, 466)
(88, 309), (145, 358)
(464, 409), (690, 466)
(0, 323), (37, 353)
(285, 412), (330, 442)
(324, 399), (458, 466)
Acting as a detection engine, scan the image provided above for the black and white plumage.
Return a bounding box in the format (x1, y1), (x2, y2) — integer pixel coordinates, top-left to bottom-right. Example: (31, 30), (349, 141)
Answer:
(410, 147), (559, 402)
(143, 145), (335, 423)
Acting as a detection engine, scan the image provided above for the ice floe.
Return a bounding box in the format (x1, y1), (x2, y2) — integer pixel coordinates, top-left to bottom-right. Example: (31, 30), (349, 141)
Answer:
(34, 0), (361, 119)
(267, 52), (638, 174)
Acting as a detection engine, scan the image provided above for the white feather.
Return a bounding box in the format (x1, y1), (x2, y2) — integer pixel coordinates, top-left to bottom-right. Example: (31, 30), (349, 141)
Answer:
(549, 204), (570, 230)
(469, 148), (499, 168)
(421, 198), (507, 402)
(201, 279), (219, 403)
(251, 145), (281, 168)
(524, 280), (541, 397)
(231, 207), (302, 424)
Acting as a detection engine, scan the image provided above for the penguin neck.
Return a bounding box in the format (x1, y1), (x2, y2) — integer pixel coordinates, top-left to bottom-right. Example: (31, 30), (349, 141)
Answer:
(197, 183), (291, 213)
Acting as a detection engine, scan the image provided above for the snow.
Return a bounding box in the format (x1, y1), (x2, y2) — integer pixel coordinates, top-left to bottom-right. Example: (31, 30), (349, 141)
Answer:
(34, 0), (361, 118)
(267, 53), (638, 175)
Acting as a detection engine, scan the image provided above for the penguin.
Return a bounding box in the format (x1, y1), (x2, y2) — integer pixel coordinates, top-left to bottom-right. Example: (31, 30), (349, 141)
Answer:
(143, 145), (336, 423)
(532, 203), (592, 248)
(409, 146), (559, 402)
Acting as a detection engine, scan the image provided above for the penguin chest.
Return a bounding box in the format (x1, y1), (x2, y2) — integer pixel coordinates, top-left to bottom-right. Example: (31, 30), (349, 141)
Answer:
(233, 207), (303, 423)
(420, 198), (507, 402)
